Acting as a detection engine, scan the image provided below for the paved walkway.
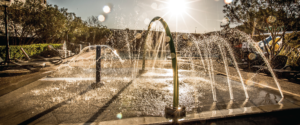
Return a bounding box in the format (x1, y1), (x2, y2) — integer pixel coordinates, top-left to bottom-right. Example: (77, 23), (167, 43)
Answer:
(1, 58), (300, 124)
(0, 67), (300, 124)
(0, 56), (78, 97)
(0, 63), (57, 97)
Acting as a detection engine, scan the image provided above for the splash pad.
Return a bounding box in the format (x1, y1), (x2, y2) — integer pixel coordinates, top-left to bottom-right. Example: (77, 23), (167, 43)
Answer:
(1, 17), (300, 125)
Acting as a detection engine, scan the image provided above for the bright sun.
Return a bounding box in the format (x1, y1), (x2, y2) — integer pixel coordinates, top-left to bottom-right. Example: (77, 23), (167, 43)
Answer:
(167, 0), (187, 15)
(156, 0), (206, 31)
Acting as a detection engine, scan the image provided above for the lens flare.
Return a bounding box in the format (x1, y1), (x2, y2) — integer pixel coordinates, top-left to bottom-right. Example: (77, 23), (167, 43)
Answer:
(182, 34), (188, 40)
(167, 0), (187, 15)
(165, 36), (171, 42)
(117, 113), (122, 119)
(267, 16), (277, 24)
(187, 41), (193, 46)
(103, 6), (111, 13)
(245, 79), (254, 86)
(224, 0), (233, 4)
(98, 15), (105, 22)
(151, 3), (158, 10)
(248, 53), (256, 60)
(158, 3), (164, 10)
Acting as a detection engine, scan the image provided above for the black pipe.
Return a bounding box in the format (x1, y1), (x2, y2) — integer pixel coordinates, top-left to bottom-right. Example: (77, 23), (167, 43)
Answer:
(96, 46), (101, 83)
(4, 5), (10, 63)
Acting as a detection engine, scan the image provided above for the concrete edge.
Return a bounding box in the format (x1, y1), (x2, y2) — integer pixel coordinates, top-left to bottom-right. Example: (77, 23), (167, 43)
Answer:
(36, 104), (300, 125)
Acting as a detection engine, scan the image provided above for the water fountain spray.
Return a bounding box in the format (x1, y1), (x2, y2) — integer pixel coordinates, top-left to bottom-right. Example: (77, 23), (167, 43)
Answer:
(85, 45), (123, 88)
(140, 16), (185, 119)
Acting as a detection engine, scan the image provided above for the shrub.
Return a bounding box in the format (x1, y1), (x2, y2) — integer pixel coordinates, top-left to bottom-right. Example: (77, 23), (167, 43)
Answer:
(0, 44), (62, 59)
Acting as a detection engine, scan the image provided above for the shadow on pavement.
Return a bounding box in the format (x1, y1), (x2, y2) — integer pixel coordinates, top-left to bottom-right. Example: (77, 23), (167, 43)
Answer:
(19, 85), (97, 125)
(84, 74), (141, 125)
(19, 74), (141, 125)
(0, 72), (30, 77)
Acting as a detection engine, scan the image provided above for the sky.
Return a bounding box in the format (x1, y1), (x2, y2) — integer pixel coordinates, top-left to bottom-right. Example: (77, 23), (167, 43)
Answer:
(47, 0), (229, 33)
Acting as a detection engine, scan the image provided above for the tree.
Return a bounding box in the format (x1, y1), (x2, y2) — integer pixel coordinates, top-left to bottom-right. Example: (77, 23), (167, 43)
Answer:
(5, 0), (67, 44)
(235, 24), (252, 34)
(1, 0), (111, 45)
(223, 0), (300, 61)
(86, 16), (111, 44)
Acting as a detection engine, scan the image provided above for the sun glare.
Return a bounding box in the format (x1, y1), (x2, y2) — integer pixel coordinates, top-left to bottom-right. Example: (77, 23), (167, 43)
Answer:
(156, 0), (207, 30)
(167, 0), (187, 15)
(224, 0), (233, 4)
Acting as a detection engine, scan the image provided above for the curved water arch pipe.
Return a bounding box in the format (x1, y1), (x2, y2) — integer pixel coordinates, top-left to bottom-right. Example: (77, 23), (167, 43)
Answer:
(141, 16), (180, 108)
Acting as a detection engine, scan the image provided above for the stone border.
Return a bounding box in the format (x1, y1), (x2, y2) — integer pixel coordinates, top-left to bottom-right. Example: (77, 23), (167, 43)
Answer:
(58, 103), (300, 125)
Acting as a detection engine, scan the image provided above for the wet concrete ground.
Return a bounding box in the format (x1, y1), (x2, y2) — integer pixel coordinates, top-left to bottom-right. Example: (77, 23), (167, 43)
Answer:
(0, 67), (300, 124)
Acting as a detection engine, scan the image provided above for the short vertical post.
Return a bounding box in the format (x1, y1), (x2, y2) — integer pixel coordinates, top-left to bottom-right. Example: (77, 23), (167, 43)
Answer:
(96, 46), (101, 83)
(63, 41), (67, 58)
(80, 44), (82, 53)
(104, 48), (106, 61)
(65, 51), (67, 58)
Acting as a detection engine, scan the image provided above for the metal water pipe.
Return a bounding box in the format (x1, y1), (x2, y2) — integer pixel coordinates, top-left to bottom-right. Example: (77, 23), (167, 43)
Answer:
(91, 45), (104, 89)
(96, 46), (101, 84)
(140, 17), (184, 118)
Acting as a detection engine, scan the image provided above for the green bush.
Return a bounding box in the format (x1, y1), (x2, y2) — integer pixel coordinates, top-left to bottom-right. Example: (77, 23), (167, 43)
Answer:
(0, 44), (62, 59)
(279, 48), (300, 67)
